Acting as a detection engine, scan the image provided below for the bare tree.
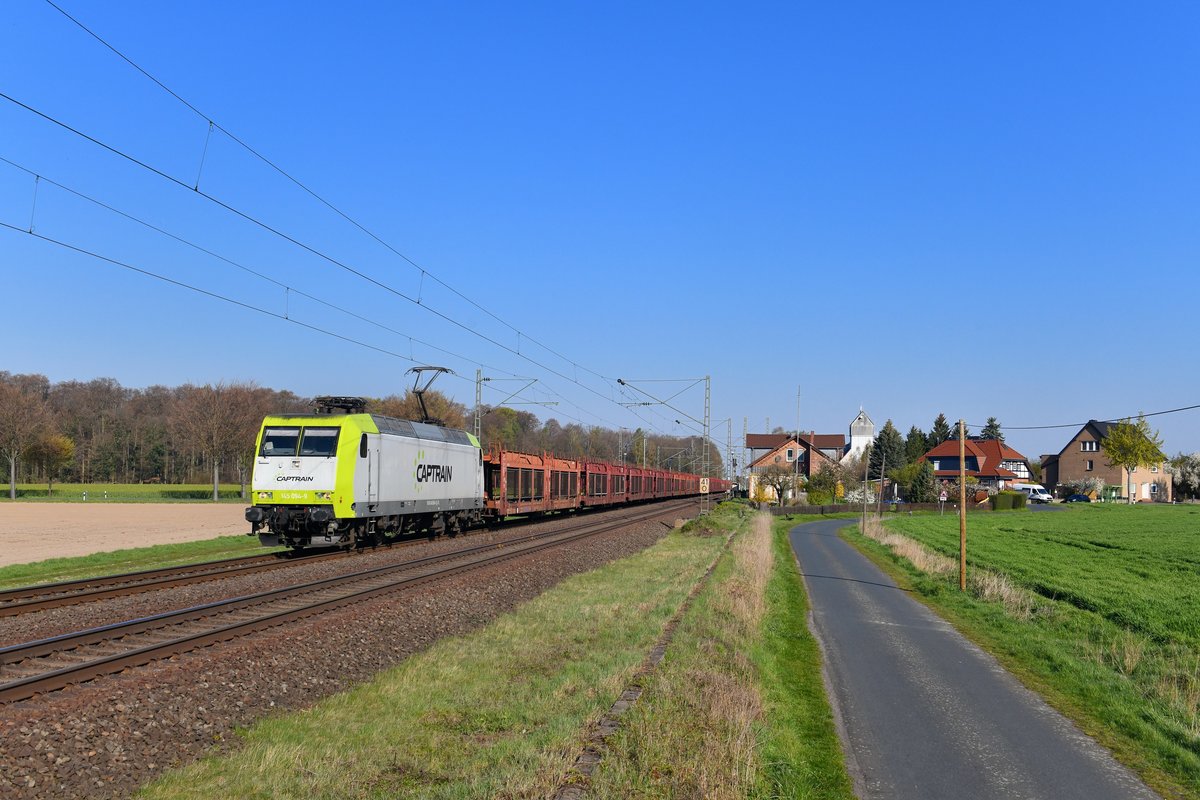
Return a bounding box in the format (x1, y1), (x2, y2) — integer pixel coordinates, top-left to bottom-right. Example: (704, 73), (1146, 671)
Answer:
(370, 390), (468, 429)
(172, 382), (269, 501)
(757, 462), (802, 506)
(0, 382), (51, 499)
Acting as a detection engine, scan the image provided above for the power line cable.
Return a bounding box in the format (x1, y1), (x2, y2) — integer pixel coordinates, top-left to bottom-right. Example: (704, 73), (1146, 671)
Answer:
(42, 0), (618, 388)
(0, 90), (666, 432)
(0, 219), (607, 426)
(965, 404), (1200, 432)
(0, 154), (533, 384)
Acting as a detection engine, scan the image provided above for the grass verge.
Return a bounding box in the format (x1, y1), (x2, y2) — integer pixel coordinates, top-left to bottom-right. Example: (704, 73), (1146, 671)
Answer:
(845, 514), (1198, 800)
(136, 525), (729, 799)
(585, 504), (853, 799)
(135, 501), (852, 799)
(0, 536), (276, 590)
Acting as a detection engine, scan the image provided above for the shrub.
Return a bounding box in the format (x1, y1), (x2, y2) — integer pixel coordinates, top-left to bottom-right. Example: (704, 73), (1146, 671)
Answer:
(806, 489), (833, 505)
(990, 491), (1026, 511)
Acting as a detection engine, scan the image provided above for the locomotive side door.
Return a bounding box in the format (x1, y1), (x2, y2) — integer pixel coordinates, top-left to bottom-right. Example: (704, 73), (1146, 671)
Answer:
(364, 433), (380, 506)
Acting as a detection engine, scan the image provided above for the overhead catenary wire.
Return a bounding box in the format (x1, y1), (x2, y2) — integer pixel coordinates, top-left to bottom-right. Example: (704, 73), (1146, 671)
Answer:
(0, 154), (534, 385)
(0, 90), (672, 433)
(42, 0), (616, 388)
(0, 219), (608, 427)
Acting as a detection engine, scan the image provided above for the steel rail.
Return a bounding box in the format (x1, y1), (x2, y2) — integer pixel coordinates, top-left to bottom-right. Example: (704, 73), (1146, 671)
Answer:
(0, 551), (340, 618)
(0, 496), (697, 617)
(0, 500), (695, 704)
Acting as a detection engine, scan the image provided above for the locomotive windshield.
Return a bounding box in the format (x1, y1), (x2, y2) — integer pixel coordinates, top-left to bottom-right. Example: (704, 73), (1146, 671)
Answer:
(299, 427), (340, 457)
(260, 427), (300, 456)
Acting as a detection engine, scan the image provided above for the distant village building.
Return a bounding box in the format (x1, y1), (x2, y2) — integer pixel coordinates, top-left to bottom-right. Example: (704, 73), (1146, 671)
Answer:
(1041, 420), (1172, 502)
(919, 438), (1034, 489)
(744, 409), (875, 502)
(847, 408), (874, 460)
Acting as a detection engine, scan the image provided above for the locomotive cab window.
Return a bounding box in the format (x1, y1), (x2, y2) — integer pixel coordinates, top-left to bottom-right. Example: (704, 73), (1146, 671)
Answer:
(260, 427), (300, 457)
(300, 427), (340, 457)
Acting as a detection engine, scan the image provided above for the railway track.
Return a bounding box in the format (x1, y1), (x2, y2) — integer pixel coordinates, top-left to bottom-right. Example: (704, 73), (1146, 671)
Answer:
(0, 501), (690, 618)
(0, 550), (342, 618)
(0, 499), (694, 704)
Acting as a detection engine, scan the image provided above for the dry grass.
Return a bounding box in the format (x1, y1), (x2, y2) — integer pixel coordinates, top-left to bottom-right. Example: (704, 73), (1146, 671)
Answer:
(1157, 654), (1200, 738)
(860, 515), (1037, 620)
(1108, 630), (1149, 676)
(587, 509), (772, 799)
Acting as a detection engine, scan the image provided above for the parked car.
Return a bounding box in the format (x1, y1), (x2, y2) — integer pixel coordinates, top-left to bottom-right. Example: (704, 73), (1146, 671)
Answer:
(1063, 494), (1092, 503)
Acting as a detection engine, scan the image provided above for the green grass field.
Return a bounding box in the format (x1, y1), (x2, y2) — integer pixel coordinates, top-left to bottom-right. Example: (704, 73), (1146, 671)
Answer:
(1, 483), (246, 502)
(0, 536), (277, 591)
(849, 505), (1200, 799)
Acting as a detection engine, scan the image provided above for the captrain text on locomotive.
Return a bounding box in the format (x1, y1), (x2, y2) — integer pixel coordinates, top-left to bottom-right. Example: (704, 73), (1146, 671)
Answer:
(245, 399), (729, 549)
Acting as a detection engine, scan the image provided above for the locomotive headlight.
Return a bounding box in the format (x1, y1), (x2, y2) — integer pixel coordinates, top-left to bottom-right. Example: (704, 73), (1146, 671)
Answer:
(257, 491), (273, 501)
(315, 491), (332, 500)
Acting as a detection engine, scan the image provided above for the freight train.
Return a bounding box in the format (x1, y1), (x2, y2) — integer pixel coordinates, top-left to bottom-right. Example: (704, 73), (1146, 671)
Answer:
(245, 397), (729, 549)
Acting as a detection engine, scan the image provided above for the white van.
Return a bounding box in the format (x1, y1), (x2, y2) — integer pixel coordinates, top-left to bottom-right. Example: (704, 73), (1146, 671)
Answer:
(1012, 483), (1054, 504)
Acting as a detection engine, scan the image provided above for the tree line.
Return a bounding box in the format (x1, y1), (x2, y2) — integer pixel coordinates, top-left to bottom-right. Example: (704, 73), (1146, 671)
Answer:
(0, 373), (725, 499)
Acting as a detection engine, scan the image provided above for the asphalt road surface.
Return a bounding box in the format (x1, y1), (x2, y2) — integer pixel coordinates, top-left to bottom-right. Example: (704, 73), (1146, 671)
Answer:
(789, 518), (1159, 800)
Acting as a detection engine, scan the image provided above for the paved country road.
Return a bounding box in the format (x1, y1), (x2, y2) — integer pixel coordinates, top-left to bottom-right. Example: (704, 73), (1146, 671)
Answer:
(789, 518), (1159, 800)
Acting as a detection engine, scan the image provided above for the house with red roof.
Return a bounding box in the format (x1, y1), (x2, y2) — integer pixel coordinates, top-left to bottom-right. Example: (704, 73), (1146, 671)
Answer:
(919, 438), (1035, 489)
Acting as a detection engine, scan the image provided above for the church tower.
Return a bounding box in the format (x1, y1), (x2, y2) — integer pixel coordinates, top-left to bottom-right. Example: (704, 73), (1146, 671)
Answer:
(847, 408), (875, 459)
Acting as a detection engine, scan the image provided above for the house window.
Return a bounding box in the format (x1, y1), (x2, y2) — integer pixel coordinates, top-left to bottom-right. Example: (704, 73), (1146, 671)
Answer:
(786, 449), (795, 462)
(1080, 441), (1098, 452)
(1151, 483), (1159, 495)
(1002, 460), (1030, 479)
(932, 460), (940, 470)
(1151, 466), (1158, 473)
(1085, 460), (1093, 471)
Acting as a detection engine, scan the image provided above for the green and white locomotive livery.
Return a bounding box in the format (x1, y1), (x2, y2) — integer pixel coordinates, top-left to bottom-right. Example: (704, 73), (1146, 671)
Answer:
(245, 407), (485, 548)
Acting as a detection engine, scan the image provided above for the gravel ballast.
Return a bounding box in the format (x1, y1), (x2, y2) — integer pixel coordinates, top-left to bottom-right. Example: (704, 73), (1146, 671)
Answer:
(0, 507), (688, 799)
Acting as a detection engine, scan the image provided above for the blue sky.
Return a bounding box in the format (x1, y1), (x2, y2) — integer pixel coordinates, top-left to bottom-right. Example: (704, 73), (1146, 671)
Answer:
(2, 0), (1198, 462)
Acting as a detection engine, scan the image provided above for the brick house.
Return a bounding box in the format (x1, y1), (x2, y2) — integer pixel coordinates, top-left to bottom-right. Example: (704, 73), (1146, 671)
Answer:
(743, 411), (876, 503)
(745, 436), (804, 504)
(745, 434), (843, 503)
(1040, 420), (1172, 502)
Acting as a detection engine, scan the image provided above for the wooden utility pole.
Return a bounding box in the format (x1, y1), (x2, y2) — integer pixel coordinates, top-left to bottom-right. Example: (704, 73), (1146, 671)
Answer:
(876, 448), (887, 516)
(959, 419), (967, 591)
(862, 442), (870, 533)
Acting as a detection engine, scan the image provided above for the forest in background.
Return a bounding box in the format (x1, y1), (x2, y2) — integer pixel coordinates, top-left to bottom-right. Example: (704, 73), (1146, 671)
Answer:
(0, 372), (726, 493)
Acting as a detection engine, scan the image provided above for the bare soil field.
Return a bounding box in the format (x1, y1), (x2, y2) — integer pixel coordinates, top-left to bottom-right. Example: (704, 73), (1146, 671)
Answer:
(0, 503), (249, 568)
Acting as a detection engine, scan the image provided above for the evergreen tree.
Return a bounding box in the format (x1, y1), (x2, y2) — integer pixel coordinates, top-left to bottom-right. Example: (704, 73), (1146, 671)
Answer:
(928, 414), (952, 448)
(869, 420), (906, 480)
(980, 417), (1004, 441)
(909, 460), (937, 502)
(905, 425), (928, 463)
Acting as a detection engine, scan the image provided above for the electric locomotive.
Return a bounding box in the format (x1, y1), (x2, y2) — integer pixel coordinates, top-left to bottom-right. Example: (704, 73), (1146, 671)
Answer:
(245, 397), (484, 548)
